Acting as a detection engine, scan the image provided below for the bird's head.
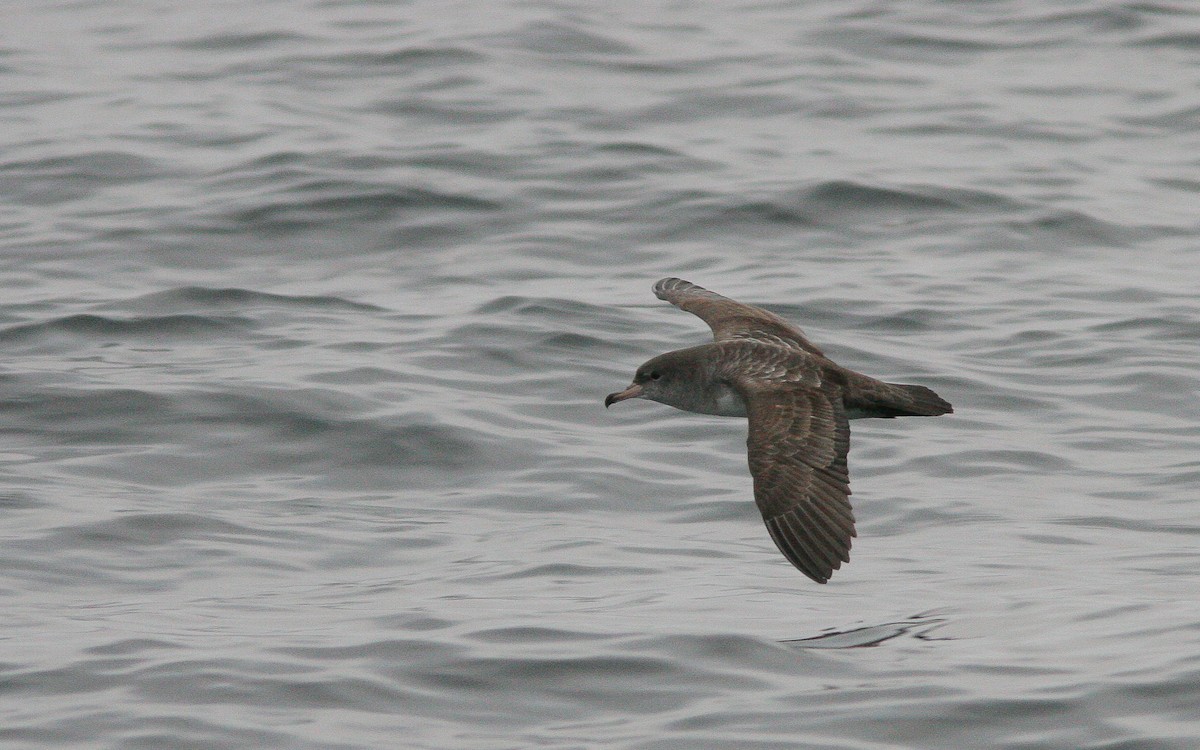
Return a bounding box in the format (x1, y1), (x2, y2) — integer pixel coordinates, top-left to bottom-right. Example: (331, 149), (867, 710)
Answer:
(605, 348), (711, 411)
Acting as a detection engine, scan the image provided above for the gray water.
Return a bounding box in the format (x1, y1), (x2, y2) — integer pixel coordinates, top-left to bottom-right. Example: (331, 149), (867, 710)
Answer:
(4, 1), (1200, 748)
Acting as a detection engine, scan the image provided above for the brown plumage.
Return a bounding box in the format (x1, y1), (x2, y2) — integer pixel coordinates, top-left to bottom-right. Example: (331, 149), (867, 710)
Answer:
(605, 278), (952, 583)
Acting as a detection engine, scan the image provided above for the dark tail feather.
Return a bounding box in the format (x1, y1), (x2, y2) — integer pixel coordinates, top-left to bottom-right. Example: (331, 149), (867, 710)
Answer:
(884, 383), (953, 417)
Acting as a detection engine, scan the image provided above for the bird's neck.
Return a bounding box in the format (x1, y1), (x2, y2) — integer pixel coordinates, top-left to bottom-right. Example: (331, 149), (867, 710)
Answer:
(660, 371), (748, 417)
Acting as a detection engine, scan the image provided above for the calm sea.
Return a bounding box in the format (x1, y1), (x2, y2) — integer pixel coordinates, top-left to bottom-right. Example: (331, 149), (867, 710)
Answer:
(3, 1), (1199, 748)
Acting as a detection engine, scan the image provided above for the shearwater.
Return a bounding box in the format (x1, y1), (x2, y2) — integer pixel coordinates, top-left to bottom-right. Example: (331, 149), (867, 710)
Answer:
(606, 278), (953, 584)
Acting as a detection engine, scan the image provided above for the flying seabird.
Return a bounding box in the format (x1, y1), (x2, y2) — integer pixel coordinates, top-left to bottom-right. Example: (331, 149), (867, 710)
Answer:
(605, 278), (953, 583)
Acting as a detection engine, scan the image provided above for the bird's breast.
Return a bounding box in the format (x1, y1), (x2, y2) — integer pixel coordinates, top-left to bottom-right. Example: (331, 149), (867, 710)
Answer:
(708, 382), (749, 417)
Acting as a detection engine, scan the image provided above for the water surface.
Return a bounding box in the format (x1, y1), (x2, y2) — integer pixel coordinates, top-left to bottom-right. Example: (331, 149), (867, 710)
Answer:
(3, 1), (1199, 748)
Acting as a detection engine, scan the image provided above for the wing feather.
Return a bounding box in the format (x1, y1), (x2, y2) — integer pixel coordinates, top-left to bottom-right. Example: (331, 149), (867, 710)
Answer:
(741, 381), (855, 584)
(654, 278), (826, 356)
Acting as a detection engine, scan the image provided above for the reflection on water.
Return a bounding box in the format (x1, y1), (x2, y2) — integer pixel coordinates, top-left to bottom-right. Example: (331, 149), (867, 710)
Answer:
(786, 613), (950, 649)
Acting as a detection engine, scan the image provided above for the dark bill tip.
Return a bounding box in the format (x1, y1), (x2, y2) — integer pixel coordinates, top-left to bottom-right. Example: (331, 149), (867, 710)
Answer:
(604, 383), (642, 408)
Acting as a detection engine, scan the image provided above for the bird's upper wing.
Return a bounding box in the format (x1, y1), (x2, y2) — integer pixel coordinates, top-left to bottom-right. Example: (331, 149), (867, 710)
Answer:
(739, 379), (855, 584)
(653, 277), (825, 356)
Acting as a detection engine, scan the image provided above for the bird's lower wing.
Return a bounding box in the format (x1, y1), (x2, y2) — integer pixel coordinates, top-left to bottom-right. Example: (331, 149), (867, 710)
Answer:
(743, 382), (855, 583)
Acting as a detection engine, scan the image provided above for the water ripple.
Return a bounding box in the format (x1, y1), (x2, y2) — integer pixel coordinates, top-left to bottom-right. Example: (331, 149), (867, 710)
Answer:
(3, 0), (1200, 748)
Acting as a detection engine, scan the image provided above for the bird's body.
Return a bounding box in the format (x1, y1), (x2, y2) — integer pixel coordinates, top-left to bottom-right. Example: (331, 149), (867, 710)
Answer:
(606, 278), (952, 584)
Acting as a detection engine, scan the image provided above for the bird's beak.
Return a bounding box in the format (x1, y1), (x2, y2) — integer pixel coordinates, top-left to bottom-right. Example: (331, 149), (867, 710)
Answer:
(604, 383), (643, 408)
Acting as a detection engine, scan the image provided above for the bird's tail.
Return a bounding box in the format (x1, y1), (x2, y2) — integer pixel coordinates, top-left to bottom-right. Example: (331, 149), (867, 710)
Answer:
(878, 382), (954, 417)
(842, 377), (953, 418)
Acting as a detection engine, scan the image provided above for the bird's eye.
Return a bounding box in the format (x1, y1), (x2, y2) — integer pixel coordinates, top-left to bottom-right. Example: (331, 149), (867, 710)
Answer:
(650, 371), (661, 380)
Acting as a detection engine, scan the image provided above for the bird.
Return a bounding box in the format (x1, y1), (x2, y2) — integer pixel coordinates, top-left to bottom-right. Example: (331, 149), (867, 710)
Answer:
(605, 278), (952, 583)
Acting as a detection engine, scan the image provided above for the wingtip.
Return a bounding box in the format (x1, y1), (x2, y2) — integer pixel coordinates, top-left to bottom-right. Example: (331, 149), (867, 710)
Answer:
(765, 514), (842, 585)
(652, 277), (687, 298)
